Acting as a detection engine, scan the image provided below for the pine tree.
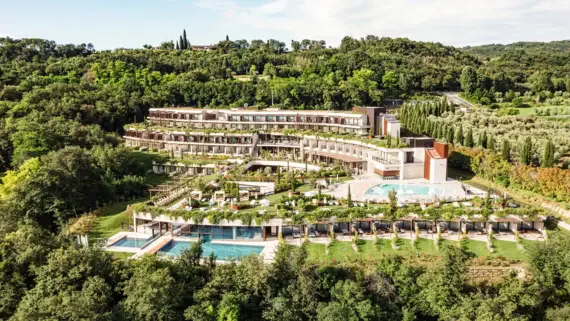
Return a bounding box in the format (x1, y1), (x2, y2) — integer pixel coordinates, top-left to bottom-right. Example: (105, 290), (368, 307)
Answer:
(464, 128), (474, 148)
(520, 137), (532, 165)
(542, 140), (555, 168)
(501, 140), (510, 161)
(487, 135), (495, 151)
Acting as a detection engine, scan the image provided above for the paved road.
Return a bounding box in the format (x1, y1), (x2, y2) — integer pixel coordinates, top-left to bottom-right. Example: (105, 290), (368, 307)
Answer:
(441, 92), (474, 108)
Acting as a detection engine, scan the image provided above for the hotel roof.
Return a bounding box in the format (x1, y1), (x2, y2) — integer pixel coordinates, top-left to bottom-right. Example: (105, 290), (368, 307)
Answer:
(149, 107), (365, 116)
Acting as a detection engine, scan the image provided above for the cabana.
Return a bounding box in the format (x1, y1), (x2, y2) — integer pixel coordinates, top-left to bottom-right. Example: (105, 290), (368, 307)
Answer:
(372, 216), (393, 234)
(519, 216), (544, 232)
(395, 215), (416, 237)
(281, 224), (304, 239)
(352, 218), (373, 234)
(213, 191), (225, 202)
(190, 190), (202, 200)
(333, 221), (351, 235)
(239, 190), (250, 202)
(437, 217), (462, 234)
(489, 215), (520, 235)
(308, 221), (329, 237)
(462, 215), (487, 235)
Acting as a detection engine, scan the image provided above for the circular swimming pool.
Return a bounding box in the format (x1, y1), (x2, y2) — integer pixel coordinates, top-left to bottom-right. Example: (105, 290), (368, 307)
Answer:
(365, 183), (445, 198)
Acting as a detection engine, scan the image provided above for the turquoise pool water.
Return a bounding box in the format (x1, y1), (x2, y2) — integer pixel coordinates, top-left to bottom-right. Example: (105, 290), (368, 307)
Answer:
(158, 240), (264, 260)
(365, 183), (444, 198)
(111, 237), (150, 248)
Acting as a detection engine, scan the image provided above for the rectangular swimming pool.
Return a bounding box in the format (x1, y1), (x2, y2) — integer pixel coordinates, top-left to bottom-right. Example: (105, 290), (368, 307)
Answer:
(158, 240), (264, 260)
(111, 237), (150, 248)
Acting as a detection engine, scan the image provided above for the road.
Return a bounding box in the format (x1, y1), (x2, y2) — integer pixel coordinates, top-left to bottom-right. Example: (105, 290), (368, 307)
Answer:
(441, 92), (474, 108)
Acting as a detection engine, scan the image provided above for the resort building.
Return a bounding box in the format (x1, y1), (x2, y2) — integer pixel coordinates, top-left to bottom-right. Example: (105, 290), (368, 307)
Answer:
(124, 106), (450, 182)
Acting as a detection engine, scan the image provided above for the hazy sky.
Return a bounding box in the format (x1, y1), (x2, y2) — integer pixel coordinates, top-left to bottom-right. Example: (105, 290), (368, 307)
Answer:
(1, 0), (569, 50)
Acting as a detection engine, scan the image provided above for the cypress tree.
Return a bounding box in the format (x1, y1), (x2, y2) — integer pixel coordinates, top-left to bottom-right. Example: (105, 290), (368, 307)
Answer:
(488, 135), (495, 151)
(175, 41), (179, 50)
(520, 137), (532, 165)
(455, 126), (464, 145)
(396, 131), (400, 146)
(464, 128), (474, 148)
(542, 140), (555, 168)
(446, 126), (454, 144)
(387, 134), (392, 147)
(183, 29), (188, 49)
(347, 185), (352, 207)
(501, 140), (510, 161)
(179, 36), (185, 50)
(480, 131), (487, 149)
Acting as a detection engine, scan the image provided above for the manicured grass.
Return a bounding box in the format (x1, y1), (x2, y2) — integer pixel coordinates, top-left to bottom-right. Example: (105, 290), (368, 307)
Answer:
(89, 198), (146, 242)
(515, 107), (535, 115)
(109, 252), (134, 259)
(307, 238), (529, 263)
(492, 240), (527, 261)
(464, 240), (489, 257)
(328, 241), (356, 262)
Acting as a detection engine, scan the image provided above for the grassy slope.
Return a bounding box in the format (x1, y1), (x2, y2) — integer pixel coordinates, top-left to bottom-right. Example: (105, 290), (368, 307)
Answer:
(307, 239), (529, 263)
(89, 198), (146, 242)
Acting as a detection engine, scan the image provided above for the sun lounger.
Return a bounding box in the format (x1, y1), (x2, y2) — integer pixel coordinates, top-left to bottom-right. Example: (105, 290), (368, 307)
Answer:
(313, 231), (320, 237)
(358, 228), (365, 234)
(341, 229), (349, 235)
(293, 232), (301, 239)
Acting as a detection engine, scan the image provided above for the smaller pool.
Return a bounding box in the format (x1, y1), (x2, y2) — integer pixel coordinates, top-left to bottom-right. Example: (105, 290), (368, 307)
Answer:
(159, 241), (264, 260)
(365, 183), (445, 198)
(111, 237), (150, 248)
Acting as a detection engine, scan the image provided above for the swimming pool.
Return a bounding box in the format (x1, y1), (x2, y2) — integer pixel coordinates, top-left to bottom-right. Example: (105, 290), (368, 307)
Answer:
(158, 240), (264, 260)
(111, 237), (150, 248)
(365, 183), (445, 198)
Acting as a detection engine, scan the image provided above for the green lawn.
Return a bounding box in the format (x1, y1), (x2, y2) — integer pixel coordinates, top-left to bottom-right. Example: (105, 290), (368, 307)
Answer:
(109, 251), (134, 259)
(464, 240), (490, 257)
(307, 238), (529, 263)
(89, 198), (146, 242)
(515, 107), (535, 115)
(492, 240), (527, 261)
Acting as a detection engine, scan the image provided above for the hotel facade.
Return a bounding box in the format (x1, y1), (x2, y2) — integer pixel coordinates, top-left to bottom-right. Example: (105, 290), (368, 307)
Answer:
(124, 106), (449, 183)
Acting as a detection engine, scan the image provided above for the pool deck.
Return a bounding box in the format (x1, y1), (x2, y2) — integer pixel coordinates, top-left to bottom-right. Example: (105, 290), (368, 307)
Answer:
(106, 231), (278, 261)
(105, 231), (152, 254)
(326, 177), (467, 203)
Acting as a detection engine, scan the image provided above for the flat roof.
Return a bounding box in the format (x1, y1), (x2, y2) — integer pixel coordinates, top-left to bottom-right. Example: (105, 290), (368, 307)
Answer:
(427, 149), (443, 159)
(149, 107), (364, 117)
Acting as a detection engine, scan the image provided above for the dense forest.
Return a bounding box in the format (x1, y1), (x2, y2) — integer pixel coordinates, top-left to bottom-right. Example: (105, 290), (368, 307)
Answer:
(2, 35), (570, 320)
(1, 226), (570, 321)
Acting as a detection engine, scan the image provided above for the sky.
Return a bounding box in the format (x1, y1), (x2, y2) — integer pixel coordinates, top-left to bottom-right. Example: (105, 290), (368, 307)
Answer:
(1, 0), (570, 50)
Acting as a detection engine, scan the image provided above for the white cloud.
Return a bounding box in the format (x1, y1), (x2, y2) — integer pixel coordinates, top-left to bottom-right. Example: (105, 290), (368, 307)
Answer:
(193, 0), (570, 46)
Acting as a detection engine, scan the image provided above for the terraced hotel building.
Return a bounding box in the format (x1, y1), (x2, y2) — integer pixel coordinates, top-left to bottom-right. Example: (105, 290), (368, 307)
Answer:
(124, 106), (448, 183)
